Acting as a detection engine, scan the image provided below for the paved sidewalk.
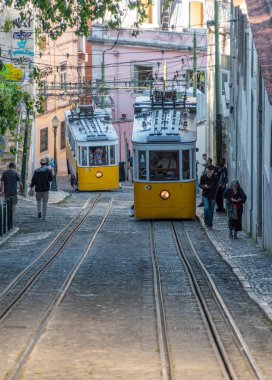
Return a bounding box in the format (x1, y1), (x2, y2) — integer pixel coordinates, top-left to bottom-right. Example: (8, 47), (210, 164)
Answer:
(18, 189), (70, 204)
(197, 205), (272, 321)
(0, 190), (70, 247)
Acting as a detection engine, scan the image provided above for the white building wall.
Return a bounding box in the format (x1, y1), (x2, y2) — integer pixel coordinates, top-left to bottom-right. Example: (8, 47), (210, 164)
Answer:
(228, 3), (272, 253)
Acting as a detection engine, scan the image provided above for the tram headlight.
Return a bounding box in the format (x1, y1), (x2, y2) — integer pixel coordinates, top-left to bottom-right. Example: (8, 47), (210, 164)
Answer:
(160, 190), (170, 200)
(96, 171), (103, 178)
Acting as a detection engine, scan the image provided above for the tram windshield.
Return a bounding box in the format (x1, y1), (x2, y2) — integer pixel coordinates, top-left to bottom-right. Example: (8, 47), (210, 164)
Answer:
(78, 145), (116, 166)
(89, 146), (108, 165)
(150, 151), (179, 181)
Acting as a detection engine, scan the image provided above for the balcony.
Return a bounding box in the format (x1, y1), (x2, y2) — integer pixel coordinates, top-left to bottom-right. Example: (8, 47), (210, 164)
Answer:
(89, 25), (207, 52)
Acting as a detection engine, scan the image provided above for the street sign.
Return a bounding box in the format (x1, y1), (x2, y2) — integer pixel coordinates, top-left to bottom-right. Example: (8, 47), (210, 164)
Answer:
(0, 135), (6, 155)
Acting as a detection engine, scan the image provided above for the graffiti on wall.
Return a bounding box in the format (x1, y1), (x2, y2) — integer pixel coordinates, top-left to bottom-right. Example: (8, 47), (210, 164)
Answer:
(0, 12), (34, 85)
(0, 61), (23, 82)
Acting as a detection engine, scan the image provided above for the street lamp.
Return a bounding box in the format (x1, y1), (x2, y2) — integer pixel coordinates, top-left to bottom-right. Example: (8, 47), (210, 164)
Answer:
(51, 115), (59, 191)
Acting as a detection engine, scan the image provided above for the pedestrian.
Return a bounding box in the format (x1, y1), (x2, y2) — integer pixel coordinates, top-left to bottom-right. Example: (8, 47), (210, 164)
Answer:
(206, 157), (213, 168)
(196, 148), (200, 194)
(198, 153), (208, 207)
(199, 165), (219, 228)
(45, 154), (54, 172)
(0, 162), (23, 212)
(224, 180), (247, 239)
(30, 158), (53, 220)
(216, 158), (228, 212)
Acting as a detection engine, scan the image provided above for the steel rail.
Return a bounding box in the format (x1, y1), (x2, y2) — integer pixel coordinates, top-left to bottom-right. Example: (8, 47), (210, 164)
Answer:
(150, 221), (174, 380)
(171, 222), (235, 380)
(0, 193), (102, 322)
(9, 197), (114, 380)
(181, 223), (264, 380)
(172, 222), (264, 380)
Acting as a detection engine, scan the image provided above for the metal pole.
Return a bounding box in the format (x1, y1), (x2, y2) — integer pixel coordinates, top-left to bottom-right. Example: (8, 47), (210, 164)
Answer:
(214, 0), (222, 162)
(21, 108), (30, 196)
(101, 51), (105, 109)
(51, 128), (58, 191)
(193, 30), (197, 97)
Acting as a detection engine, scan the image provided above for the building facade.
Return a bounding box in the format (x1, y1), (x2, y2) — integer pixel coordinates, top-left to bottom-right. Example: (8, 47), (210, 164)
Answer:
(0, 8), (35, 172)
(89, 0), (207, 163)
(205, 0), (231, 161)
(228, 0), (272, 252)
(35, 33), (91, 174)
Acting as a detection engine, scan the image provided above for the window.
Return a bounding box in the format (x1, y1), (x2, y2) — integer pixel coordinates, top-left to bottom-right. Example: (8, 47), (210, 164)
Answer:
(134, 65), (153, 88)
(138, 151), (147, 180)
(110, 146), (115, 164)
(60, 121), (66, 150)
(60, 62), (67, 87)
(186, 70), (205, 93)
(189, 2), (204, 28)
(150, 151), (179, 181)
(68, 128), (75, 154)
(89, 146), (108, 166)
(40, 128), (48, 153)
(182, 150), (190, 180)
(81, 147), (88, 166)
(222, 72), (229, 96)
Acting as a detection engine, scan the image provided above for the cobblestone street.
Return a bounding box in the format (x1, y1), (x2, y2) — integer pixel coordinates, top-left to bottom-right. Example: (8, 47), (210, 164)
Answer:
(0, 179), (272, 379)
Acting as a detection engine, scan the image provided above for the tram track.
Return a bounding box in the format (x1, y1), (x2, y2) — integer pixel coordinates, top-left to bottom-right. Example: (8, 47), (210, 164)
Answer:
(172, 221), (264, 380)
(8, 197), (114, 380)
(150, 220), (264, 380)
(0, 193), (102, 322)
(150, 222), (174, 380)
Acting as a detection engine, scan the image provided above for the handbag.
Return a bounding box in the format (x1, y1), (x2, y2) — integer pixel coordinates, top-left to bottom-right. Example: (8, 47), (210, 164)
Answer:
(28, 188), (35, 197)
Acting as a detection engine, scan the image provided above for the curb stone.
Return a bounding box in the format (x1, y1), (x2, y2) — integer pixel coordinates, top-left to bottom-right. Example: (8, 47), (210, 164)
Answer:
(196, 212), (272, 322)
(0, 227), (20, 248)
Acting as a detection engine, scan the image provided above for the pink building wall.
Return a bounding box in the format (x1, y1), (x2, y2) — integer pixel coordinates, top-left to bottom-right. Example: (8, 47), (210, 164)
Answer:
(102, 43), (207, 162)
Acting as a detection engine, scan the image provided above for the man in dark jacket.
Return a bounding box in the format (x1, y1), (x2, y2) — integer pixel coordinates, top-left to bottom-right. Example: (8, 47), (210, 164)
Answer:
(199, 165), (219, 228)
(30, 158), (53, 220)
(0, 162), (23, 212)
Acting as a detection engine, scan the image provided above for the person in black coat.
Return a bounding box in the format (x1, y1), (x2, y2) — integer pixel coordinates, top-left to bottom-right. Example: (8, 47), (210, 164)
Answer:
(199, 165), (219, 228)
(30, 158), (53, 220)
(224, 180), (247, 239)
(215, 158), (228, 212)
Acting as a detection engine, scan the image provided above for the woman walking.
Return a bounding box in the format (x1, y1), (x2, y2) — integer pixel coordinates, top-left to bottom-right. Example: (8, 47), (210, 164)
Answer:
(224, 180), (247, 239)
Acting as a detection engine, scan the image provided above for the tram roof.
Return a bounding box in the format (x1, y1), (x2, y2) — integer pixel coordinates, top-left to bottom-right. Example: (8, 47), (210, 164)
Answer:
(132, 95), (197, 144)
(65, 106), (118, 142)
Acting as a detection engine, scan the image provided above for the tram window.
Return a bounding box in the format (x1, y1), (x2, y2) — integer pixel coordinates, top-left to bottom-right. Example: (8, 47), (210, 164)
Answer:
(82, 147), (88, 166)
(139, 151), (147, 180)
(110, 146), (115, 164)
(150, 151), (179, 181)
(192, 150), (196, 179)
(89, 146), (108, 166)
(182, 150), (190, 179)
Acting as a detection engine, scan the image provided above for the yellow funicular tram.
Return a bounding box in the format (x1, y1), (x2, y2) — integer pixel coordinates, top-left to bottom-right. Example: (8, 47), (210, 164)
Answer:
(65, 105), (119, 191)
(132, 90), (197, 219)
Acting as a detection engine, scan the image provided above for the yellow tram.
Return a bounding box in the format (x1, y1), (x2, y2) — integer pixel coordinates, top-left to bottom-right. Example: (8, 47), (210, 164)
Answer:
(132, 90), (197, 219)
(65, 105), (119, 191)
